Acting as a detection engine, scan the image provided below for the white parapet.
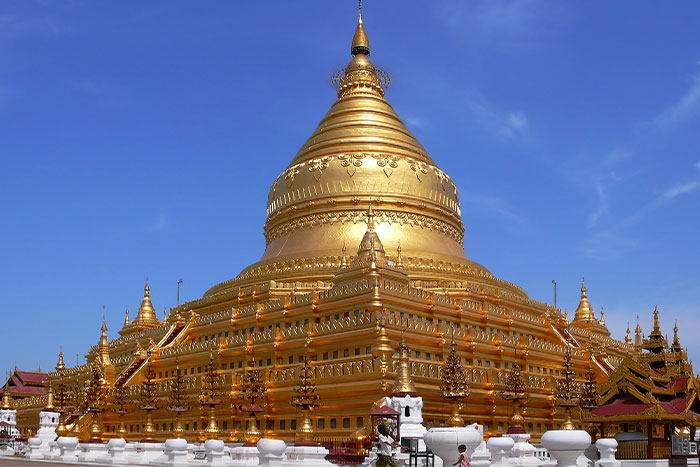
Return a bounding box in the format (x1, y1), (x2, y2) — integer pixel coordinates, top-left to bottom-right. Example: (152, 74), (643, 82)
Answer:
(425, 424), (483, 467)
(56, 436), (80, 462)
(284, 443), (334, 467)
(163, 438), (190, 467)
(101, 438), (128, 465)
(206, 439), (234, 466)
(506, 433), (544, 467)
(78, 441), (108, 461)
(595, 439), (620, 467)
(541, 430), (592, 467)
(258, 438), (287, 467)
(231, 444), (261, 466)
(488, 436), (515, 467)
(26, 437), (44, 459)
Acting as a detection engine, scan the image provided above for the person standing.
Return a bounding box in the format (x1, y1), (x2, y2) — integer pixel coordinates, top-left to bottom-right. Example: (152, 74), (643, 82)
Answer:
(453, 444), (471, 467)
(376, 424), (404, 467)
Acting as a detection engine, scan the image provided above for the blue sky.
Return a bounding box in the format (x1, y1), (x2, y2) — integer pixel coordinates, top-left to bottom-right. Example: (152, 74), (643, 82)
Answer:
(1, 1), (699, 374)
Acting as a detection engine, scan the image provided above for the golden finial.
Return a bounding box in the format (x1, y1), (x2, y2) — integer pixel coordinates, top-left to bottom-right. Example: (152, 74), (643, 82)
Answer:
(653, 305), (660, 333)
(625, 323), (632, 344)
(45, 383), (55, 410)
(573, 277), (596, 323)
(391, 332), (417, 397)
(340, 242), (348, 268)
(396, 241), (403, 268)
(599, 307), (606, 326)
(56, 349), (65, 371)
(351, 0), (370, 56)
(163, 307), (167, 323)
(123, 308), (130, 327)
(1, 380), (12, 410)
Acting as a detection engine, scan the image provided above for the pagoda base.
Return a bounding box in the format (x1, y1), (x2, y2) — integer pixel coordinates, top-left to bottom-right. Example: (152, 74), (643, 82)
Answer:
(285, 443), (333, 466)
(127, 441), (165, 464)
(230, 444), (261, 466)
(77, 441), (108, 462)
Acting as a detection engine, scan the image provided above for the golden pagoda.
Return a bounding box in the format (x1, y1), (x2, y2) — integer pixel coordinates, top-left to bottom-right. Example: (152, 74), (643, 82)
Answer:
(14, 6), (637, 442)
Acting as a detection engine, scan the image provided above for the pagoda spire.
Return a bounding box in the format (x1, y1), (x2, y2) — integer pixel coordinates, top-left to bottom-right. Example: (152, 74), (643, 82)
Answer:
(56, 350), (65, 371)
(340, 243), (348, 268)
(1, 380), (12, 410)
(573, 278), (596, 324)
(98, 317), (112, 367)
(123, 308), (130, 327)
(352, 205), (386, 266)
(351, 0), (370, 56)
(634, 315), (642, 349)
(391, 333), (417, 396)
(396, 242), (404, 269)
(625, 324), (632, 344)
(671, 320), (683, 353)
(45, 383), (55, 410)
(599, 307), (606, 326)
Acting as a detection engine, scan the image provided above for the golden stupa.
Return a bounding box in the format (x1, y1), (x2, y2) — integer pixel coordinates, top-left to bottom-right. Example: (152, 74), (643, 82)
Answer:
(14, 8), (636, 442)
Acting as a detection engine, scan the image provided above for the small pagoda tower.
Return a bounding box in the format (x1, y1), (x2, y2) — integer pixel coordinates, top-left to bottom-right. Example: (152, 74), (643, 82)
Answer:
(386, 335), (427, 446)
(119, 281), (161, 336)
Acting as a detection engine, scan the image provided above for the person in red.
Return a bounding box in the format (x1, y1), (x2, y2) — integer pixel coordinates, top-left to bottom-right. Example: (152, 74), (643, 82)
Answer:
(453, 444), (471, 467)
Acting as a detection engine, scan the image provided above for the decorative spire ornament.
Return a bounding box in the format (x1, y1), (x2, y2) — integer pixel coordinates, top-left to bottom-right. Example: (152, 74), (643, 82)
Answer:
(340, 243), (348, 268)
(497, 351), (528, 434)
(554, 338), (580, 430)
(237, 345), (266, 443)
(84, 364), (106, 442)
(625, 324), (632, 344)
(579, 349), (599, 437)
(200, 350), (222, 441)
(440, 333), (470, 427)
(136, 351), (158, 442)
(396, 242), (404, 269)
(290, 337), (322, 443)
(56, 350), (65, 371)
(166, 356), (189, 439)
(123, 308), (130, 327)
(55, 374), (69, 437)
(1, 380), (12, 410)
(110, 383), (129, 439)
(391, 333), (417, 396)
(45, 383), (55, 411)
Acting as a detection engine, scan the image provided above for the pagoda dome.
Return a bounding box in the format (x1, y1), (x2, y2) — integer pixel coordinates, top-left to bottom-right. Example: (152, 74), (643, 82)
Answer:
(205, 12), (528, 300)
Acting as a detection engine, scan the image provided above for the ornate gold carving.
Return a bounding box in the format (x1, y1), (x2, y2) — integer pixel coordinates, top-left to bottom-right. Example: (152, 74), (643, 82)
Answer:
(264, 209), (464, 246)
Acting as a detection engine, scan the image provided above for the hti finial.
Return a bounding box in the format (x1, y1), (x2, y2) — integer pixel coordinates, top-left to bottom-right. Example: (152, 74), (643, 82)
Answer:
(351, 1), (370, 56)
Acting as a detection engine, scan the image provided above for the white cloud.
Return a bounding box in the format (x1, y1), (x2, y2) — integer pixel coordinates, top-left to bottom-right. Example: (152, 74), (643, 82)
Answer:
(507, 112), (528, 132)
(653, 72), (700, 132)
(404, 115), (427, 129)
(587, 182), (608, 228)
(605, 147), (631, 165)
(463, 194), (527, 227)
(468, 99), (529, 140)
(659, 181), (700, 201)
